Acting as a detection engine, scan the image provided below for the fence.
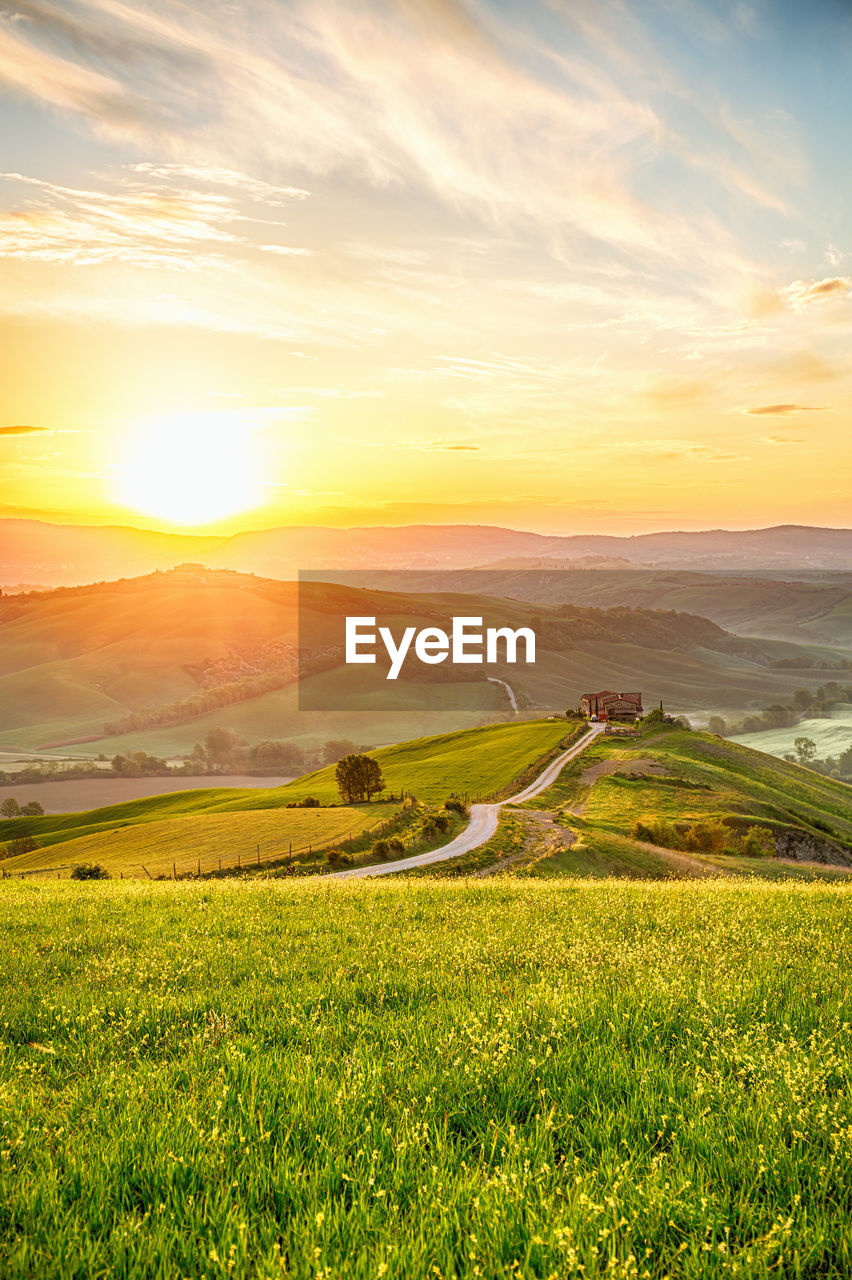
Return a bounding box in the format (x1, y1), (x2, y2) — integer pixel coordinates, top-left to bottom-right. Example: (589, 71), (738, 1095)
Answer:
(1, 799), (419, 881)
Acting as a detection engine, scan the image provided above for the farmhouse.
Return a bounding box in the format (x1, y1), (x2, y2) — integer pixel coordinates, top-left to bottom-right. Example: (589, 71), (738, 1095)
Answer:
(580, 690), (643, 722)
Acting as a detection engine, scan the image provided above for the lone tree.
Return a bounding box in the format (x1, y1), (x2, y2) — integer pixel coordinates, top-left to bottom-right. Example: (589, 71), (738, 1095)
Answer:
(0, 798), (20, 818)
(335, 754), (385, 804)
(794, 736), (817, 766)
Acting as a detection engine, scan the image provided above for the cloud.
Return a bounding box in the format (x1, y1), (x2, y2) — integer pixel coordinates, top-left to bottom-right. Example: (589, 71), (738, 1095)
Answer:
(129, 164), (310, 206)
(781, 277), (851, 308)
(258, 244), (311, 256)
(760, 435), (802, 445)
(0, 424), (49, 435)
(744, 403), (829, 416)
(438, 444), (479, 451)
(0, 170), (308, 268)
(0, 0), (779, 273)
(0, 17), (151, 131)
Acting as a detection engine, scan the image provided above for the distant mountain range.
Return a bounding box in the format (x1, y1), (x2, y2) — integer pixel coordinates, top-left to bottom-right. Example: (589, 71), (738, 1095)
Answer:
(3, 519), (852, 590)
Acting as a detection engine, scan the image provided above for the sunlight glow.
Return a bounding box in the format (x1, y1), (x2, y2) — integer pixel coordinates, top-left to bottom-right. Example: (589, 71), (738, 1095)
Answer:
(114, 413), (263, 527)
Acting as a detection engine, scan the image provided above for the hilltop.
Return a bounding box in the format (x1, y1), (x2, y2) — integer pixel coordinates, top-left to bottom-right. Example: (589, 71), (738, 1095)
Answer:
(475, 725), (852, 882)
(0, 566), (839, 759)
(3, 717), (852, 884)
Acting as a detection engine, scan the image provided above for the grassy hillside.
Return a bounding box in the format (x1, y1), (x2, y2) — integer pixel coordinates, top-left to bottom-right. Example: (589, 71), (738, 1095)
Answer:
(0, 719), (569, 876)
(1, 877), (850, 1278)
(0, 803), (395, 879)
(1, 567), (839, 758)
(515, 726), (852, 880)
(352, 567), (852, 648)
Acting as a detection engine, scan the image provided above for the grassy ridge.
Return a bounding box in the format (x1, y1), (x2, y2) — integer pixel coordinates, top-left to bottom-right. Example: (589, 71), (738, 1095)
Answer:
(520, 727), (852, 879)
(4, 567), (846, 758)
(0, 720), (569, 874)
(0, 877), (850, 1278)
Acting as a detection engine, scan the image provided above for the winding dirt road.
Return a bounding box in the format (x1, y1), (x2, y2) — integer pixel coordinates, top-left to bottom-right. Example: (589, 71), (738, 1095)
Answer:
(333, 723), (605, 880)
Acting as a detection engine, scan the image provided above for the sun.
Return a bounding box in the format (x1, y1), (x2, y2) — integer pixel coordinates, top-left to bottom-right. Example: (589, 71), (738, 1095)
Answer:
(114, 412), (263, 527)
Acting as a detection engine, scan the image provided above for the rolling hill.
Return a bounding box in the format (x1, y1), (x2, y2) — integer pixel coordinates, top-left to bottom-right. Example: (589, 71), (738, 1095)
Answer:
(5, 718), (852, 889)
(0, 567), (845, 758)
(0, 719), (570, 877)
(511, 726), (852, 881)
(339, 567), (852, 650)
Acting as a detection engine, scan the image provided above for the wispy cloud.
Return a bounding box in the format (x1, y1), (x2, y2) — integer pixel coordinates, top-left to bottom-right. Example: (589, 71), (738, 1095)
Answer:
(781, 277), (851, 308)
(128, 164), (309, 206)
(745, 403), (829, 415)
(0, 170), (308, 267)
(0, 0), (786, 273)
(0, 424), (50, 435)
(600, 438), (742, 461)
(0, 15), (150, 131)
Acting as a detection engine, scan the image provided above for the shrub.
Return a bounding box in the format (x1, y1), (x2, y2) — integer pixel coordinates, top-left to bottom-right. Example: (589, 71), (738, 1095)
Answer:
(372, 838), (390, 860)
(71, 863), (109, 880)
(387, 837), (405, 857)
(326, 848), (353, 867)
(633, 817), (678, 848)
(433, 814), (450, 833)
(681, 820), (728, 853)
(286, 796), (320, 808)
(443, 796), (468, 817)
(3, 833), (37, 859)
(641, 708), (666, 728)
(739, 826), (775, 858)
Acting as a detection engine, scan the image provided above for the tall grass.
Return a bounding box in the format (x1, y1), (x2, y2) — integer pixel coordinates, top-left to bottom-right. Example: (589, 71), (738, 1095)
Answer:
(1, 877), (850, 1277)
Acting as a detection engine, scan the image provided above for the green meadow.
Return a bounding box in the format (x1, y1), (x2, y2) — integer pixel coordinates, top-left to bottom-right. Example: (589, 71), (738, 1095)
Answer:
(1, 877), (850, 1278)
(0, 720), (568, 877)
(512, 727), (852, 881)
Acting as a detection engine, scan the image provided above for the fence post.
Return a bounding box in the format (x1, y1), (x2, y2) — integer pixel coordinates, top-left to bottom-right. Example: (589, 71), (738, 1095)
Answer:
(257, 843), (260, 865)
(173, 861), (176, 879)
(237, 852), (241, 869)
(197, 857), (201, 877)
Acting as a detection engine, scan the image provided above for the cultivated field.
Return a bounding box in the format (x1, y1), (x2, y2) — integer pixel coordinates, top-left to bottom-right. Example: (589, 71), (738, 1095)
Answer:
(0, 802), (396, 879)
(732, 704), (852, 762)
(0, 774), (296, 815)
(0, 877), (849, 1278)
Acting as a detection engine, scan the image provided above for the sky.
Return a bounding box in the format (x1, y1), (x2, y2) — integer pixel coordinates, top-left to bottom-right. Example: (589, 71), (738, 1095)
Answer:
(0, 0), (850, 534)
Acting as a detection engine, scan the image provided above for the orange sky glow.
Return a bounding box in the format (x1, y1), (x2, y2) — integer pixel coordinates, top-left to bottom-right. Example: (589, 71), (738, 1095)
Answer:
(1, 0), (851, 535)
